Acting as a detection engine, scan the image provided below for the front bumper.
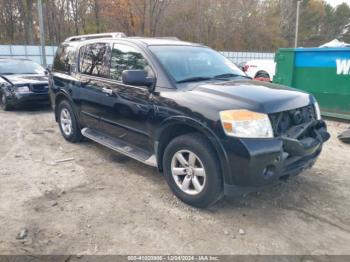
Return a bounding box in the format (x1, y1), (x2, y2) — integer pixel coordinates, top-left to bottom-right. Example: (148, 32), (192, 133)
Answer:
(6, 92), (50, 107)
(221, 120), (330, 196)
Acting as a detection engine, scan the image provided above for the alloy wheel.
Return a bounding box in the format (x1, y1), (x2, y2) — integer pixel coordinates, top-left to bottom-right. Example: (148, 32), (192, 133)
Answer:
(60, 108), (73, 136)
(171, 150), (207, 195)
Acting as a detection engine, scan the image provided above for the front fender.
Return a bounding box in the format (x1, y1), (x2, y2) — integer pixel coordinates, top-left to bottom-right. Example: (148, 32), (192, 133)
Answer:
(155, 116), (232, 184)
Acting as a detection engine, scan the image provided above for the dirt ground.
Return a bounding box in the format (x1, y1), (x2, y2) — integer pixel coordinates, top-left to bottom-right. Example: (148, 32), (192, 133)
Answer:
(0, 107), (350, 255)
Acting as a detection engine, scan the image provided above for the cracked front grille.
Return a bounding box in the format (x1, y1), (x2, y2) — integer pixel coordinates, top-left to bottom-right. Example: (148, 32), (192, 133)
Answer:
(269, 104), (317, 137)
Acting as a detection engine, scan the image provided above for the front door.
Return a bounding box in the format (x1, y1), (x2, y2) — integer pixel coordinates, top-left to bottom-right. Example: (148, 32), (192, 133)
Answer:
(78, 42), (111, 129)
(100, 43), (155, 152)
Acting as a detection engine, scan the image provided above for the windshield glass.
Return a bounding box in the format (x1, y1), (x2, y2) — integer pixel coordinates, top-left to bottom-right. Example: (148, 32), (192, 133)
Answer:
(0, 60), (45, 75)
(149, 45), (245, 83)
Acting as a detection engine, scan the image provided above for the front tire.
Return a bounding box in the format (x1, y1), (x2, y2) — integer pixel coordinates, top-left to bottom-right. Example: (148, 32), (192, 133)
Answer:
(0, 92), (12, 111)
(57, 100), (82, 142)
(163, 133), (223, 208)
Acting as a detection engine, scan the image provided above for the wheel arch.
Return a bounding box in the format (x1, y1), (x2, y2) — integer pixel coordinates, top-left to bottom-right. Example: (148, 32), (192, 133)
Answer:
(155, 117), (230, 183)
(54, 91), (75, 122)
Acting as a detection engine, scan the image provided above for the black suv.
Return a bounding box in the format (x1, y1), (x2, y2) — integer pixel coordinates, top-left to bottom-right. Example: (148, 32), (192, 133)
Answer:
(49, 33), (330, 208)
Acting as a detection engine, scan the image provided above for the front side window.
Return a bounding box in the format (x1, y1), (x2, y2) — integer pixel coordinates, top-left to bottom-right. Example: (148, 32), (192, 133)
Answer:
(110, 44), (152, 81)
(149, 45), (245, 83)
(79, 43), (111, 77)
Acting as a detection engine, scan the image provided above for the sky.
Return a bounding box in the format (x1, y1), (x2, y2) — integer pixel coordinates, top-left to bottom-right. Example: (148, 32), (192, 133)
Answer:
(325, 0), (350, 6)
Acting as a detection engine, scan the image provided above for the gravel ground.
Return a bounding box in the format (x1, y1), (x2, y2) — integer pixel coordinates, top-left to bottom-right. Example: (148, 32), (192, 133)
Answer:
(0, 107), (350, 255)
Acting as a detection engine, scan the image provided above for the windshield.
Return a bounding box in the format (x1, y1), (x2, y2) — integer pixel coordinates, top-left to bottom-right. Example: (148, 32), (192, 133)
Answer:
(149, 45), (246, 83)
(0, 60), (45, 75)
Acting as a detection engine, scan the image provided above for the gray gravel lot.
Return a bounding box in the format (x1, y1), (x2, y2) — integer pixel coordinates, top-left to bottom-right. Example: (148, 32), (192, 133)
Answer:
(0, 107), (350, 255)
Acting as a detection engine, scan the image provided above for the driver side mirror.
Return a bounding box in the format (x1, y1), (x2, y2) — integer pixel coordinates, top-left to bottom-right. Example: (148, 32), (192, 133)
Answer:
(122, 70), (155, 89)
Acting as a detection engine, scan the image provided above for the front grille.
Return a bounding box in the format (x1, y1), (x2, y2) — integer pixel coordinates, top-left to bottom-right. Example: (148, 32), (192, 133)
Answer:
(269, 104), (316, 136)
(31, 84), (48, 93)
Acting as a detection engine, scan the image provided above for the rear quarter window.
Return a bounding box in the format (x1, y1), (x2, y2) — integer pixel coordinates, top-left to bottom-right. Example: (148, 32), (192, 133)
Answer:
(53, 44), (76, 73)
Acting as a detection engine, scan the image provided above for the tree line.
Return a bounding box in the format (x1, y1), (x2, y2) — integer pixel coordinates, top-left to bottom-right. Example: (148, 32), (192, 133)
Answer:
(0, 0), (349, 51)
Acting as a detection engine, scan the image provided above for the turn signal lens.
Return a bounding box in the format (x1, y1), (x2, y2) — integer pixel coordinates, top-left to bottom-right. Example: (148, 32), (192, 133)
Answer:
(220, 110), (274, 138)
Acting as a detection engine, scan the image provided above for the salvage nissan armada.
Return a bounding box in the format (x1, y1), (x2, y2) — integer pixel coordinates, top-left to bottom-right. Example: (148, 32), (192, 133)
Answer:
(49, 33), (330, 208)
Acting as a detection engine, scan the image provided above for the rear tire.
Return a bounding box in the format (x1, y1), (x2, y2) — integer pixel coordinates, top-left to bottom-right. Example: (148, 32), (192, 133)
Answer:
(57, 100), (82, 143)
(163, 133), (223, 208)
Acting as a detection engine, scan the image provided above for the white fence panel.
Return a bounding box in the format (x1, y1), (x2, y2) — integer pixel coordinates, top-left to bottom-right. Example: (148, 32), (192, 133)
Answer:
(220, 51), (275, 64)
(0, 45), (58, 65)
(0, 45), (274, 66)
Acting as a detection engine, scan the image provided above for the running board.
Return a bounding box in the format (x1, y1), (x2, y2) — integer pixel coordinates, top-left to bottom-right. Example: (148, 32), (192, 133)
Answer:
(81, 128), (157, 167)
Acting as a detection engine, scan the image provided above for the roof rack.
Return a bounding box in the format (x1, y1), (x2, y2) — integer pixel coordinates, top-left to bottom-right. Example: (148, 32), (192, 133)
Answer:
(64, 32), (127, 42)
(130, 36), (180, 41)
(154, 37), (180, 41)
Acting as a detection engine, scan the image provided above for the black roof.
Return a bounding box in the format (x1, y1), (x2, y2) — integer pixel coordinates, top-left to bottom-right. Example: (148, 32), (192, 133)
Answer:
(126, 37), (200, 47)
(63, 35), (202, 48)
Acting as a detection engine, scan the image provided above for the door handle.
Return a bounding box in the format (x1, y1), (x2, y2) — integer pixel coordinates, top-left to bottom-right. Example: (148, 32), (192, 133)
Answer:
(102, 87), (114, 96)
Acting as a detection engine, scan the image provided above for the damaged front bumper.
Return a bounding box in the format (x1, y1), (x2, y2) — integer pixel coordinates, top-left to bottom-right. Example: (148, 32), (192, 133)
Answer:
(222, 120), (330, 196)
(5, 91), (50, 107)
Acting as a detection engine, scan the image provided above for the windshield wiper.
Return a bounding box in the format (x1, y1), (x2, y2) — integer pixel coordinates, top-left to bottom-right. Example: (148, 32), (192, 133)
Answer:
(177, 76), (212, 83)
(213, 73), (248, 79)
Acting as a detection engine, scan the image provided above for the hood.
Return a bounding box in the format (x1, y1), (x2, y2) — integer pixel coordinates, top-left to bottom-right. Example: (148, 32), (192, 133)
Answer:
(1, 74), (48, 85)
(190, 79), (314, 114)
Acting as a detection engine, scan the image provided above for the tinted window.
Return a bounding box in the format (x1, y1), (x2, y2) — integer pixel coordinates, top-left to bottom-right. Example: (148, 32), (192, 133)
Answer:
(149, 46), (245, 82)
(79, 43), (111, 77)
(110, 44), (152, 81)
(0, 60), (45, 75)
(53, 44), (76, 73)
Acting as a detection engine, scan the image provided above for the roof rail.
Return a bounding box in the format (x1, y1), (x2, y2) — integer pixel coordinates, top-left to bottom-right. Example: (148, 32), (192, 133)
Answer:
(64, 32), (127, 42)
(154, 37), (180, 41)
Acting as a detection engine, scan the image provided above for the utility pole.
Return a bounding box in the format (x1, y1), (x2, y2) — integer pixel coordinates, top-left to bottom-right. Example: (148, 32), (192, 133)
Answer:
(37, 0), (47, 67)
(294, 0), (302, 48)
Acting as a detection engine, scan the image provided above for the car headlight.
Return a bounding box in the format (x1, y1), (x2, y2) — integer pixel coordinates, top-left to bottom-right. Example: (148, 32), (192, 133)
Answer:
(15, 86), (30, 93)
(220, 109), (274, 138)
(314, 102), (321, 120)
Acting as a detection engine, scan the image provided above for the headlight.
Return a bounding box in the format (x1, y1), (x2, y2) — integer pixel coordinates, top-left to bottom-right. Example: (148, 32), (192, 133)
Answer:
(15, 86), (30, 93)
(314, 102), (321, 120)
(220, 109), (274, 138)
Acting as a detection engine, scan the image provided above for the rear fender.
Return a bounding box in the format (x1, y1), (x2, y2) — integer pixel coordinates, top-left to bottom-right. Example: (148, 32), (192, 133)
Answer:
(54, 90), (80, 125)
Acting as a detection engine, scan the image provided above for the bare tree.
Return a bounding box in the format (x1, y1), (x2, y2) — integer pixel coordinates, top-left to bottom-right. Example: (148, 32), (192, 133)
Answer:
(94, 0), (101, 33)
(0, 0), (18, 43)
(148, 0), (171, 36)
(18, 0), (34, 44)
(280, 0), (298, 47)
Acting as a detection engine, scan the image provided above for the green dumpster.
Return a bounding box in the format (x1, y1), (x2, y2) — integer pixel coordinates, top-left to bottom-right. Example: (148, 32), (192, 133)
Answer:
(273, 48), (350, 120)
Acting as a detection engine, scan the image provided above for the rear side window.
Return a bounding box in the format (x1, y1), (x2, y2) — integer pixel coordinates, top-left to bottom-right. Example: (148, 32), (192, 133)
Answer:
(53, 44), (76, 73)
(79, 43), (111, 78)
(110, 44), (152, 81)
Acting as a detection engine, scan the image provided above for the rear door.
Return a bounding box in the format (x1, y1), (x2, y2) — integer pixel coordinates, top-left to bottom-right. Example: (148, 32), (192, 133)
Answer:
(78, 42), (112, 128)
